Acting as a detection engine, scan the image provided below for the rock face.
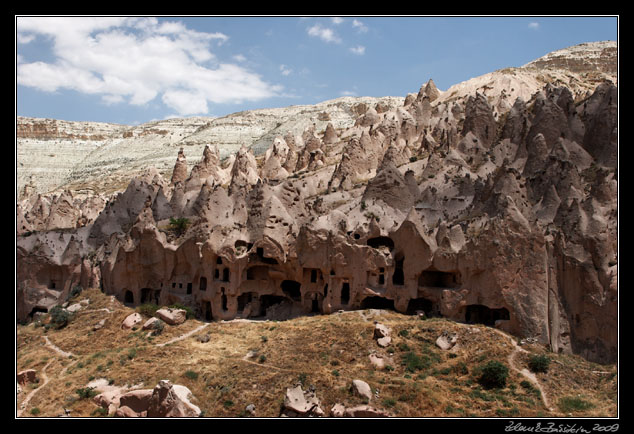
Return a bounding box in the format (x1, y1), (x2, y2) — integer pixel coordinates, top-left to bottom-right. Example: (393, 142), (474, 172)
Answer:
(16, 41), (618, 364)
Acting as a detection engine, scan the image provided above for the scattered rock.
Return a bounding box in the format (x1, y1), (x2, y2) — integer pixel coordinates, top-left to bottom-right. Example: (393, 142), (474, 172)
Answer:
(155, 308), (187, 326)
(196, 333), (211, 343)
(245, 404), (256, 416)
(351, 380), (373, 401)
(330, 403), (346, 417)
(121, 313), (142, 330)
(142, 317), (161, 330)
(281, 384), (324, 417)
(369, 353), (386, 370)
(344, 405), (392, 418)
(93, 319), (106, 331)
(17, 369), (38, 386)
(435, 331), (459, 350)
(147, 380), (201, 418)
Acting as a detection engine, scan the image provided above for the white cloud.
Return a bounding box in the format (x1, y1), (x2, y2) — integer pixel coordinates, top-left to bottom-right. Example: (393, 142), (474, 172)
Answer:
(528, 22), (540, 30)
(350, 45), (365, 55)
(233, 54), (247, 62)
(280, 64), (293, 76)
(307, 24), (341, 44)
(331, 17), (344, 25)
(352, 19), (368, 33)
(340, 90), (357, 96)
(16, 17), (282, 116)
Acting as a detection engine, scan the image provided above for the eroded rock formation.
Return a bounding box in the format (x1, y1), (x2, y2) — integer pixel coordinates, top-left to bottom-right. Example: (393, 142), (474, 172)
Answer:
(16, 42), (618, 364)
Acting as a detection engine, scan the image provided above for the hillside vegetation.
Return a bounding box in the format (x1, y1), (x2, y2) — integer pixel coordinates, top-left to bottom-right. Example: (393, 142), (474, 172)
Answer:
(16, 288), (617, 418)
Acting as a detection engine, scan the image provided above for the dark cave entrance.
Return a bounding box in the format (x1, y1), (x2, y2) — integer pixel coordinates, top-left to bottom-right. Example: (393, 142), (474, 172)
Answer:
(418, 270), (461, 288)
(465, 304), (510, 326)
(204, 301), (213, 321)
(124, 290), (134, 305)
(281, 280), (302, 302)
(29, 307), (48, 319)
(259, 295), (288, 317)
(406, 298), (436, 316)
(340, 282), (350, 306)
(199, 277), (207, 291)
(367, 236), (395, 250)
(361, 296), (395, 311)
(140, 288), (153, 304)
(392, 253), (405, 286)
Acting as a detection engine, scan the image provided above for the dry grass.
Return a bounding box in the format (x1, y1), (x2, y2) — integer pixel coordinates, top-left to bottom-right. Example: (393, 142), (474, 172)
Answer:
(16, 289), (618, 418)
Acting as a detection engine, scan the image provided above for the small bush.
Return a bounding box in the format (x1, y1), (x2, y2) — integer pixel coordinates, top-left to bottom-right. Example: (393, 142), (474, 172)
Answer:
(478, 360), (509, 389)
(76, 387), (98, 399)
(401, 352), (432, 373)
(91, 407), (108, 417)
(258, 355), (267, 363)
(49, 305), (71, 329)
(30, 407), (41, 416)
(332, 369), (340, 377)
(184, 370), (199, 380)
(528, 354), (551, 373)
(409, 156), (418, 163)
(137, 303), (160, 318)
(69, 285), (83, 299)
(169, 217), (190, 236)
(398, 329), (410, 338)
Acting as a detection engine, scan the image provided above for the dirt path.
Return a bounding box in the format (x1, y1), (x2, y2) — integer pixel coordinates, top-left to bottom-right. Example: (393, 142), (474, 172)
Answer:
(17, 358), (54, 417)
(490, 329), (554, 412)
(44, 336), (75, 359)
(155, 323), (210, 347)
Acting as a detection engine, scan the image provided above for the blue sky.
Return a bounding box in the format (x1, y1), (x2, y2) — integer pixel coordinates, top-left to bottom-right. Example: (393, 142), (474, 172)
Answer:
(16, 16), (618, 125)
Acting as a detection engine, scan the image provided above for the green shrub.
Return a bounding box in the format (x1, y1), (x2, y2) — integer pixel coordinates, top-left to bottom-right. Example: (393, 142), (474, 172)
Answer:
(49, 305), (71, 328)
(137, 303), (160, 318)
(169, 217), (190, 236)
(184, 370), (199, 380)
(477, 360), (509, 389)
(69, 285), (83, 299)
(401, 352), (432, 373)
(76, 387), (98, 399)
(30, 407), (41, 416)
(528, 354), (551, 373)
(258, 355), (267, 363)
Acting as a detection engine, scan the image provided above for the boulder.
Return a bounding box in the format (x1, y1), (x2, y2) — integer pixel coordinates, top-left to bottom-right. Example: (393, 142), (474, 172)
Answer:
(121, 313), (142, 330)
(351, 380), (373, 401)
(344, 405), (391, 417)
(119, 389), (153, 414)
(17, 369), (38, 386)
(147, 380), (201, 417)
(377, 336), (392, 348)
(115, 405), (144, 417)
(373, 323), (390, 339)
(142, 317), (161, 330)
(369, 353), (386, 370)
(281, 385), (324, 417)
(435, 331), (458, 350)
(155, 308), (187, 326)
(330, 403), (346, 417)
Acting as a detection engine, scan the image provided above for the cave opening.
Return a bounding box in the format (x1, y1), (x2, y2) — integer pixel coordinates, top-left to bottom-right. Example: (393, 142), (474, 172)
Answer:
(187, 282), (192, 295)
(204, 301), (212, 321)
(199, 277), (207, 291)
(465, 304), (510, 326)
(259, 295), (288, 316)
(341, 282), (350, 305)
(124, 290), (134, 305)
(367, 236), (395, 250)
(418, 270), (460, 288)
(140, 288), (153, 304)
(392, 255), (405, 286)
(281, 280), (302, 302)
(406, 298), (435, 316)
(29, 307), (48, 318)
(361, 296), (395, 310)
